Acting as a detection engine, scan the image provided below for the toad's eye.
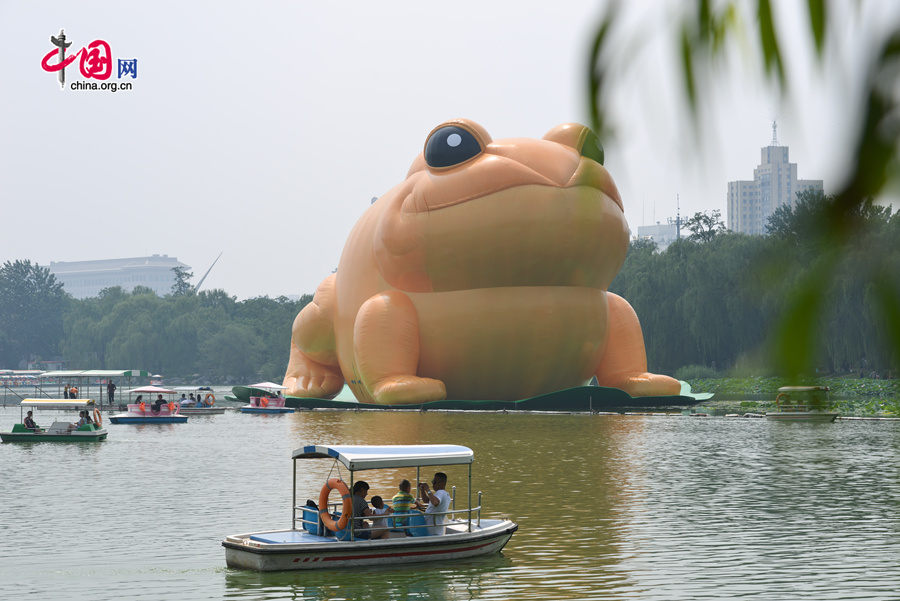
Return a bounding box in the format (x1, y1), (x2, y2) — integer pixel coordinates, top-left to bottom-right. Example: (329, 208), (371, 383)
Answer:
(424, 125), (483, 169)
(579, 129), (604, 165)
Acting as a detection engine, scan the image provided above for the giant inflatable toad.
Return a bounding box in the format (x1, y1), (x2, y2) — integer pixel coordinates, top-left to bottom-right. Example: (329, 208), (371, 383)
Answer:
(283, 119), (680, 404)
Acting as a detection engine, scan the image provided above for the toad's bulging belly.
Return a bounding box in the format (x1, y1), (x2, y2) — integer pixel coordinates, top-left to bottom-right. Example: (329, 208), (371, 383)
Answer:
(403, 287), (608, 400)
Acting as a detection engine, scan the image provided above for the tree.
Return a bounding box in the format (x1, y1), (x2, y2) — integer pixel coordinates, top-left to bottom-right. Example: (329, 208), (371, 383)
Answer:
(171, 266), (194, 296)
(0, 260), (70, 367)
(685, 210), (726, 243)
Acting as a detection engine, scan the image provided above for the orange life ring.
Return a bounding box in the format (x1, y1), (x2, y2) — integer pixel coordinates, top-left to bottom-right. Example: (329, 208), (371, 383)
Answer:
(260, 397), (269, 408)
(204, 393), (215, 406)
(775, 392), (788, 408)
(93, 408), (102, 426)
(139, 401), (146, 412)
(168, 402), (176, 413)
(318, 478), (352, 532)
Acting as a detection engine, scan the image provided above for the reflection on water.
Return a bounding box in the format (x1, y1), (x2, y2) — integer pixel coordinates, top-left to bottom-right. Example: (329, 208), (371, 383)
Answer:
(0, 408), (898, 600)
(223, 554), (513, 601)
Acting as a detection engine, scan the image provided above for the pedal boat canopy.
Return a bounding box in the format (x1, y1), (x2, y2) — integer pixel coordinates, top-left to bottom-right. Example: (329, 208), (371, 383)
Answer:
(20, 399), (96, 410)
(292, 444), (474, 471)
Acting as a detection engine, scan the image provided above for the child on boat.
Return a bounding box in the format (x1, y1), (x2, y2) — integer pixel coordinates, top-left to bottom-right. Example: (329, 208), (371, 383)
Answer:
(391, 480), (416, 527)
(370, 496), (392, 538)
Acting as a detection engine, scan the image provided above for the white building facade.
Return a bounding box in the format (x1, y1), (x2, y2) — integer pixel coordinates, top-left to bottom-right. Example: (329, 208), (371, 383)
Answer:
(636, 220), (680, 250)
(47, 255), (190, 299)
(727, 123), (823, 235)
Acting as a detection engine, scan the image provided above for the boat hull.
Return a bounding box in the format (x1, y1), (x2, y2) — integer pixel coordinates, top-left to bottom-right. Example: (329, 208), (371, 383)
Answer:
(177, 408), (226, 415)
(109, 415), (188, 424)
(766, 411), (839, 422)
(223, 519), (517, 571)
(0, 431), (108, 442)
(240, 407), (295, 414)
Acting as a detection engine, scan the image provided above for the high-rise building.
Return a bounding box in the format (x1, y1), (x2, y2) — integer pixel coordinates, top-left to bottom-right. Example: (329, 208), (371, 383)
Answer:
(46, 254), (190, 299)
(727, 122), (823, 235)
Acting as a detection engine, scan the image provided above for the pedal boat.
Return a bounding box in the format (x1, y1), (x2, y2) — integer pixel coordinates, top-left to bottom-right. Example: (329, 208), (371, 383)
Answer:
(109, 402), (188, 424)
(1, 399), (108, 442)
(177, 405), (226, 415)
(223, 444), (518, 571)
(174, 387), (226, 415)
(239, 396), (294, 414)
(766, 386), (839, 422)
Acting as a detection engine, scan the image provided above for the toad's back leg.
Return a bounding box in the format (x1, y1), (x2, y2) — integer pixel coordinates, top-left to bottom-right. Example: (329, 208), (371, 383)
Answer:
(283, 275), (345, 399)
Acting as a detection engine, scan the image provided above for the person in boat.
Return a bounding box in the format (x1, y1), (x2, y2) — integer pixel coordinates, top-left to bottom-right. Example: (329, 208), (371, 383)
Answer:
(23, 410), (41, 432)
(107, 380), (116, 404)
(370, 496), (393, 538)
(151, 394), (166, 414)
(189, 393), (196, 404)
(350, 481), (389, 539)
(419, 472), (452, 535)
(391, 479), (416, 527)
(69, 411), (86, 430)
(179, 393), (188, 405)
(70, 386), (78, 399)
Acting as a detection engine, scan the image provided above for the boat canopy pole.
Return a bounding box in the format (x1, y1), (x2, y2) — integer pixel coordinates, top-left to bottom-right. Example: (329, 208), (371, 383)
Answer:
(349, 469), (355, 541)
(468, 463), (472, 532)
(292, 457), (297, 530)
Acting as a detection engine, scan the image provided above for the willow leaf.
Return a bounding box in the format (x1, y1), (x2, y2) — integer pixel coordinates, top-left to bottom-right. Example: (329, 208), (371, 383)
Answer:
(807, 0), (826, 57)
(680, 25), (698, 113)
(757, 0), (787, 88)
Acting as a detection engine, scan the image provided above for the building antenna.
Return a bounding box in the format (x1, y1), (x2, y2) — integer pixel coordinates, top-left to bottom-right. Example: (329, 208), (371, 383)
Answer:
(193, 251), (223, 294)
(676, 193), (681, 240)
(771, 119), (778, 145)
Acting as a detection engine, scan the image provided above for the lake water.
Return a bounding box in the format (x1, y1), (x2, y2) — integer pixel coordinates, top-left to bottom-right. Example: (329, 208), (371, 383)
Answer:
(1, 407), (899, 600)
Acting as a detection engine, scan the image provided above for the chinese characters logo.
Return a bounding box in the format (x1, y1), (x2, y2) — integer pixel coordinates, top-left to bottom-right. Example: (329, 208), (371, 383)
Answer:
(41, 28), (138, 92)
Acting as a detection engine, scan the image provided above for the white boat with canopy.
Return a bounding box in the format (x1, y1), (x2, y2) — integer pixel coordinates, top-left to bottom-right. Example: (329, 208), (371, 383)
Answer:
(223, 444), (517, 571)
(766, 386), (839, 422)
(173, 386), (225, 415)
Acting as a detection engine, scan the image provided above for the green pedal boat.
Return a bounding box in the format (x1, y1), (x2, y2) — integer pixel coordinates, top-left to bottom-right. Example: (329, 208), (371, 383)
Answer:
(1, 399), (109, 442)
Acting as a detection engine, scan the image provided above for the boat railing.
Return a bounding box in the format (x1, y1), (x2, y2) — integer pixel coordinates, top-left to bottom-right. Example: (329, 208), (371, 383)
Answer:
(126, 403), (179, 415)
(773, 403), (826, 412)
(292, 495), (485, 537)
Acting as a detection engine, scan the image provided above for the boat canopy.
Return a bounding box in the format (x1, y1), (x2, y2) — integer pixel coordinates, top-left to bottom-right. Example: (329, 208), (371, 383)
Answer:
(249, 381), (287, 390)
(126, 386), (177, 394)
(292, 444), (474, 471)
(777, 386), (830, 392)
(21, 399), (96, 409)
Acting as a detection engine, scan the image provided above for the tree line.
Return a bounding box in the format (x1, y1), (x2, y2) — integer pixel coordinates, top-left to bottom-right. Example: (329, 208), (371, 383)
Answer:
(1, 191), (897, 381)
(612, 191), (899, 377)
(0, 262), (311, 382)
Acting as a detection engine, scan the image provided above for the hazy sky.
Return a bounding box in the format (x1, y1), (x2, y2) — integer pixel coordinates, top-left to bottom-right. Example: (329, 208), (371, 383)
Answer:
(2, 1), (897, 299)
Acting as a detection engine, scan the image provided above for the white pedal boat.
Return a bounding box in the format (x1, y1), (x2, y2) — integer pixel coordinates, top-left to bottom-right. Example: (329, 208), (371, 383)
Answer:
(223, 444), (517, 571)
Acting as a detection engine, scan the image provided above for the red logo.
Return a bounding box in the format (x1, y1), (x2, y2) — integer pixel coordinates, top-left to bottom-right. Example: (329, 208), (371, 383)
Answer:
(42, 30), (113, 81)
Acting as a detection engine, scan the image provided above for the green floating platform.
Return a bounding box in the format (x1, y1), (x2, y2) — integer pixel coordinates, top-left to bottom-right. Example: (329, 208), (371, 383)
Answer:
(285, 382), (712, 412)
